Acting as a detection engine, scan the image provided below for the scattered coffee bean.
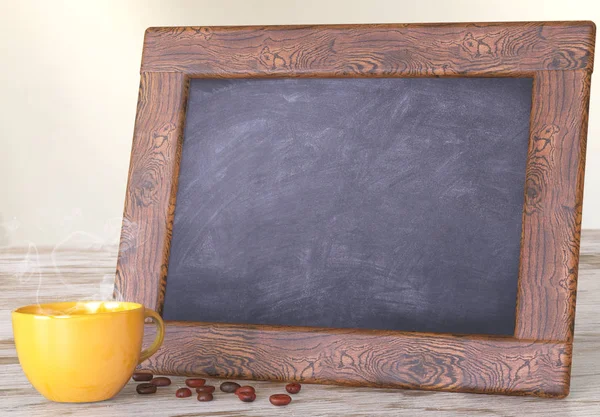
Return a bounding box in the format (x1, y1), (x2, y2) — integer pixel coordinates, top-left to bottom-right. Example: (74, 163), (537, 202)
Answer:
(185, 378), (206, 388)
(132, 372), (153, 381)
(196, 385), (216, 393)
(150, 377), (171, 387)
(235, 386), (256, 396)
(136, 383), (157, 394)
(270, 393), (292, 406)
(197, 392), (214, 402)
(238, 392), (256, 402)
(285, 383), (302, 394)
(176, 387), (192, 398)
(220, 381), (241, 393)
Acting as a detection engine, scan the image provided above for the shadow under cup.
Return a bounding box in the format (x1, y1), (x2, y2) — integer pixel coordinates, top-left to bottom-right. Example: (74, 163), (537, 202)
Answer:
(11, 301), (164, 403)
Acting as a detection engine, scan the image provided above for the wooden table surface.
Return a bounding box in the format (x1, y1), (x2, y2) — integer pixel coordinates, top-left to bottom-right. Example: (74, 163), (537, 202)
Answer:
(1, 231), (599, 416)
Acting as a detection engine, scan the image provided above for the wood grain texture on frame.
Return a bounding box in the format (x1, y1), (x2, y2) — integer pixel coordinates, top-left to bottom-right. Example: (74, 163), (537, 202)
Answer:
(115, 72), (187, 311)
(141, 22), (595, 76)
(517, 70), (592, 342)
(115, 22), (596, 397)
(141, 322), (572, 398)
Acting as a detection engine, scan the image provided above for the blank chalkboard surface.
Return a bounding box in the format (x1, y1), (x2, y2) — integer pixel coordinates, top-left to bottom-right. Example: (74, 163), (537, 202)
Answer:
(162, 77), (533, 336)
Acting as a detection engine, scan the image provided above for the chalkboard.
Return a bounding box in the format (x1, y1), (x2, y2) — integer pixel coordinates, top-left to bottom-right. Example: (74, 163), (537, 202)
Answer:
(162, 77), (533, 336)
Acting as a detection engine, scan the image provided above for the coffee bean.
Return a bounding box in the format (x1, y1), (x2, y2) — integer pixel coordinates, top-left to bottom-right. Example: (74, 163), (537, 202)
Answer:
(235, 386), (255, 396)
(285, 383), (302, 394)
(196, 385), (216, 393)
(136, 383), (157, 394)
(176, 387), (192, 398)
(220, 381), (241, 393)
(150, 377), (171, 387)
(238, 392), (256, 402)
(197, 392), (214, 402)
(185, 378), (206, 388)
(270, 393), (292, 406)
(132, 372), (153, 381)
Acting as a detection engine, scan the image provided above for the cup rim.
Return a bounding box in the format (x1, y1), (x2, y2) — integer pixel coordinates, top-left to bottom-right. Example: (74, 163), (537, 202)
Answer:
(12, 301), (144, 318)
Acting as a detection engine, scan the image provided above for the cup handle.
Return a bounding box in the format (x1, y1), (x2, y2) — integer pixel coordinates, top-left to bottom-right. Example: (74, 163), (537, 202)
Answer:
(138, 308), (165, 364)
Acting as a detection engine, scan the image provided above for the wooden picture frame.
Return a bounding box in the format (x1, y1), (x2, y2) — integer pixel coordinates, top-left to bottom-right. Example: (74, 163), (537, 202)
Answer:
(115, 21), (595, 397)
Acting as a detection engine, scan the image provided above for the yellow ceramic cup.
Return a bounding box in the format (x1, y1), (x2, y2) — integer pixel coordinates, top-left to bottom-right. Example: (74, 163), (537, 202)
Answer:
(11, 301), (164, 403)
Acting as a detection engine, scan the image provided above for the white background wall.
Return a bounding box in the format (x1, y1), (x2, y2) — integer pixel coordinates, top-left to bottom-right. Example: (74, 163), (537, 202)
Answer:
(1, 0), (598, 247)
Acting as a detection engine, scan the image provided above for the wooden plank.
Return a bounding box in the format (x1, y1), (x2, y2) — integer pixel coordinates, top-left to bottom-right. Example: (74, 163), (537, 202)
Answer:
(141, 22), (596, 76)
(140, 323), (571, 397)
(114, 72), (187, 312)
(516, 70), (592, 341)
